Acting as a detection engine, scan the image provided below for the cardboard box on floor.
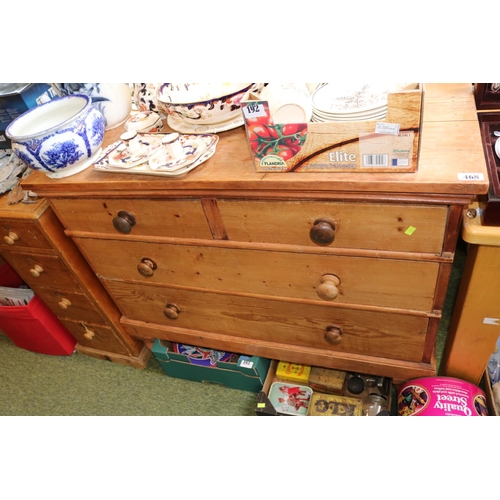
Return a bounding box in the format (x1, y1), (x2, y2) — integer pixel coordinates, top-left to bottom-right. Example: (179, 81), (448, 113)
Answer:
(241, 84), (424, 173)
(152, 339), (271, 393)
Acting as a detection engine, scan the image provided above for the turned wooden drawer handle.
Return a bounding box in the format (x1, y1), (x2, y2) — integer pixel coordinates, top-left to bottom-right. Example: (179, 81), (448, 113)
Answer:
(310, 218), (336, 246)
(163, 303), (181, 320)
(58, 298), (72, 310)
(324, 325), (343, 345)
(81, 323), (95, 341)
(137, 257), (157, 277)
(4, 231), (19, 245)
(317, 274), (341, 301)
(29, 264), (44, 278)
(113, 210), (136, 234)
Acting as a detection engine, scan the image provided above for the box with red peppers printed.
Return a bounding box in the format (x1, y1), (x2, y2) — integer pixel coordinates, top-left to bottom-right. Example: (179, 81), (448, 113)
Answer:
(241, 85), (423, 173)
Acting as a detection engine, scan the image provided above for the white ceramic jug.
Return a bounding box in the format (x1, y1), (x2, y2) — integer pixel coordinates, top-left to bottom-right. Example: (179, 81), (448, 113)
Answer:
(53, 83), (132, 130)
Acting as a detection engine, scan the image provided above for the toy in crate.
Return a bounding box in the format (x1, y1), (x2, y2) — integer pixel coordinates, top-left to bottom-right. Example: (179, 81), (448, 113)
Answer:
(151, 340), (271, 392)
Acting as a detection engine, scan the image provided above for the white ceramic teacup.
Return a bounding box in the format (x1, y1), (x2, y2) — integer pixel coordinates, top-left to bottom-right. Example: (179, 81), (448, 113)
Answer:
(260, 83), (313, 124)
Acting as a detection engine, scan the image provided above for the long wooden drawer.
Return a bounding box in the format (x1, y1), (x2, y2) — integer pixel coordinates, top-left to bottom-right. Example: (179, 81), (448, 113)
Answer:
(217, 200), (448, 254)
(103, 279), (428, 362)
(0, 220), (53, 251)
(59, 318), (133, 355)
(50, 198), (214, 239)
(75, 237), (440, 311)
(33, 288), (107, 324)
(0, 251), (80, 290)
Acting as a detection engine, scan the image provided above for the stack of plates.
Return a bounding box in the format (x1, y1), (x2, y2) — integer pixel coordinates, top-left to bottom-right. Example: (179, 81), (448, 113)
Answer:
(311, 83), (391, 123)
(0, 152), (28, 194)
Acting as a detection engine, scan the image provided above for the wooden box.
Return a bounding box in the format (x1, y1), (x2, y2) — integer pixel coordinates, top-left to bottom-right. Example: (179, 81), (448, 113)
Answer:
(255, 360), (392, 416)
(242, 84), (424, 173)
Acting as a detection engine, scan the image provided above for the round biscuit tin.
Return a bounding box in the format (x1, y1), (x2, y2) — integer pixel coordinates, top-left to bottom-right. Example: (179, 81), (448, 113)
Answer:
(397, 376), (488, 416)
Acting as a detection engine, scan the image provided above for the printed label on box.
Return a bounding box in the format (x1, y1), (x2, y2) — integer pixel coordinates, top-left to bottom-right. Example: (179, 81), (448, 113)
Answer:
(359, 131), (414, 169)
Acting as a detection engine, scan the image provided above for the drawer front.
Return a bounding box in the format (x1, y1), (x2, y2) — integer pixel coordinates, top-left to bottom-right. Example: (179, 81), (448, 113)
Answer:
(51, 198), (213, 239)
(0, 220), (53, 251)
(217, 200), (448, 254)
(76, 237), (440, 311)
(0, 251), (80, 291)
(33, 288), (107, 324)
(104, 280), (428, 362)
(59, 318), (133, 355)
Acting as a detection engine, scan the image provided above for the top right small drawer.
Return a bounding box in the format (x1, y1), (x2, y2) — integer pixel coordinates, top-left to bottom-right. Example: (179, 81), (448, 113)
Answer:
(217, 200), (448, 254)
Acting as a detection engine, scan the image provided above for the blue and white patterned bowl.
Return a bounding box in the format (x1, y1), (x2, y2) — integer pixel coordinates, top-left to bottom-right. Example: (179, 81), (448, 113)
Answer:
(6, 94), (105, 178)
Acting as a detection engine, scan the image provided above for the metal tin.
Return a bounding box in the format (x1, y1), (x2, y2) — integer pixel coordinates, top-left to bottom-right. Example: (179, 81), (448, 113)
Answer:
(308, 392), (363, 416)
(397, 376), (488, 416)
(268, 382), (312, 416)
(275, 361), (311, 383)
(308, 367), (346, 394)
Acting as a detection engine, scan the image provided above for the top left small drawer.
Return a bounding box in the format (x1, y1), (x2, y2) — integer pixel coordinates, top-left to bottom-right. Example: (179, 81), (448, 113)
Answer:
(0, 220), (53, 250)
(51, 198), (214, 240)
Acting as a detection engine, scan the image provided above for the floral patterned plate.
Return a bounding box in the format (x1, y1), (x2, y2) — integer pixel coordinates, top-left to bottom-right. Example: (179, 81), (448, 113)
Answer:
(167, 113), (244, 134)
(312, 83), (391, 114)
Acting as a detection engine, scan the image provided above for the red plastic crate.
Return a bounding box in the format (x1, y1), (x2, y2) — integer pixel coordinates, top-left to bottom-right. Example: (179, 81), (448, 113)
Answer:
(0, 262), (25, 288)
(0, 296), (76, 355)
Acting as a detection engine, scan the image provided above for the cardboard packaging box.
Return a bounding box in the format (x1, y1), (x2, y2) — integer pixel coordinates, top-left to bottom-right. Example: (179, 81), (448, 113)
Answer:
(241, 84), (423, 173)
(151, 339), (271, 392)
(0, 83), (59, 151)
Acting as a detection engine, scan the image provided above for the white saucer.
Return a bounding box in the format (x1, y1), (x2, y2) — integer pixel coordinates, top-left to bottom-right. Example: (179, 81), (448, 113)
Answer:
(167, 113), (245, 134)
(496, 137), (500, 159)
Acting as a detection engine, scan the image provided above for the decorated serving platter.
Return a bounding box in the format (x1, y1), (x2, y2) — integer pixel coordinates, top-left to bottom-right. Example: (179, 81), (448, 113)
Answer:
(93, 133), (218, 176)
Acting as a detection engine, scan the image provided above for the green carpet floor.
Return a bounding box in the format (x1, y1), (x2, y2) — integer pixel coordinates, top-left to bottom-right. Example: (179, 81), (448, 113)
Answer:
(0, 240), (468, 416)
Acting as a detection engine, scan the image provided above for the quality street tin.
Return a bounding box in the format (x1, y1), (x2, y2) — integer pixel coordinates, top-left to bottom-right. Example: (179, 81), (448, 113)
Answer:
(397, 376), (488, 416)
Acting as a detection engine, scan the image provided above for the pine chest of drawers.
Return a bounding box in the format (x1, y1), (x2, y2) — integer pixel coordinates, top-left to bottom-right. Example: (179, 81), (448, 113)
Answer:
(22, 83), (490, 383)
(0, 195), (150, 368)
